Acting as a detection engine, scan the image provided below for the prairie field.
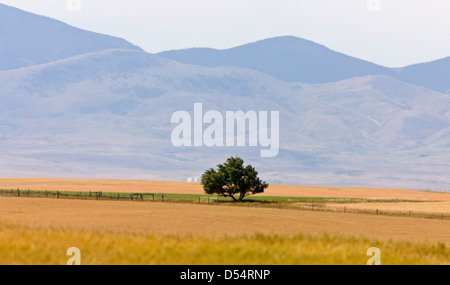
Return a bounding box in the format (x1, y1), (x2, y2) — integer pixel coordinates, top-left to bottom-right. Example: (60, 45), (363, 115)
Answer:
(2, 178), (450, 201)
(0, 178), (449, 265)
(1, 178), (450, 214)
(325, 201), (450, 216)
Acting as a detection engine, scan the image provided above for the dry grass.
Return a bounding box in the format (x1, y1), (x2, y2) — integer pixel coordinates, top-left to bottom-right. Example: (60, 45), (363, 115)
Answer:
(0, 178), (201, 195)
(1, 224), (449, 265)
(325, 201), (450, 215)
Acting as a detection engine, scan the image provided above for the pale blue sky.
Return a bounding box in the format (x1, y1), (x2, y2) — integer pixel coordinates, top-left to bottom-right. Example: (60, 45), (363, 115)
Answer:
(1, 0), (449, 67)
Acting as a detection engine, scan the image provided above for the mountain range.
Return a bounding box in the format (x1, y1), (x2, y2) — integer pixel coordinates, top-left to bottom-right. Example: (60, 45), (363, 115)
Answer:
(158, 36), (450, 94)
(0, 4), (141, 71)
(1, 3), (450, 191)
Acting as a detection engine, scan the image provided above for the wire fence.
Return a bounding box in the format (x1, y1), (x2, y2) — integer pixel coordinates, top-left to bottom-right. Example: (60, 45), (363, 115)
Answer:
(0, 188), (448, 221)
(0, 189), (165, 202)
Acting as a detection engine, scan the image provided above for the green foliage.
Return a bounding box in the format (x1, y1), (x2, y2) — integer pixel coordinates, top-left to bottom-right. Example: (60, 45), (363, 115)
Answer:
(201, 156), (268, 202)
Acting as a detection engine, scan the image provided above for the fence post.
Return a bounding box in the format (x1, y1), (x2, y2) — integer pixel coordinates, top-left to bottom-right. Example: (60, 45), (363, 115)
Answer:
(18, 189), (20, 197)
(376, 209), (379, 215)
(162, 195), (164, 202)
(57, 191), (60, 199)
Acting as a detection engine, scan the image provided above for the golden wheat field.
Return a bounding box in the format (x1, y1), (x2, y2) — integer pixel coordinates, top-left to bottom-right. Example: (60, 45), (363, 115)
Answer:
(1, 224), (449, 265)
(2, 197), (450, 242)
(0, 178), (449, 265)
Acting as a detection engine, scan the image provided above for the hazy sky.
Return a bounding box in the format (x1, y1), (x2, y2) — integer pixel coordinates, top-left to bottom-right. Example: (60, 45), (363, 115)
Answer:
(1, 0), (449, 67)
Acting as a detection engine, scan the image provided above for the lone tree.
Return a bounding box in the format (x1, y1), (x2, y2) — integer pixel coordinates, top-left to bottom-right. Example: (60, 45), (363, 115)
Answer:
(201, 156), (268, 202)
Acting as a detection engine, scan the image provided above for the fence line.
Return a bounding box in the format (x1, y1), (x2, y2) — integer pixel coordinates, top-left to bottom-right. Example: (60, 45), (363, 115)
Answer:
(0, 188), (448, 221)
(0, 189), (165, 203)
(198, 197), (218, 204)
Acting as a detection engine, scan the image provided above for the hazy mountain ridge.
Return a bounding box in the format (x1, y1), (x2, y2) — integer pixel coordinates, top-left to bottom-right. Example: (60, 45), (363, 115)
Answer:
(158, 36), (394, 84)
(0, 3), (141, 71)
(158, 36), (450, 94)
(395, 56), (450, 93)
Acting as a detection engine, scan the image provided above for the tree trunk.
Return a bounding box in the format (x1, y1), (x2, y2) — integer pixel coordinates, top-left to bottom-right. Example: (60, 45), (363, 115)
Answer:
(228, 193), (238, 202)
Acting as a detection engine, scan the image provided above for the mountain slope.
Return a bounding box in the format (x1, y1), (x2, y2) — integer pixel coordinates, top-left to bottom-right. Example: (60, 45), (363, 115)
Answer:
(157, 36), (393, 84)
(0, 3), (142, 71)
(1, 49), (450, 190)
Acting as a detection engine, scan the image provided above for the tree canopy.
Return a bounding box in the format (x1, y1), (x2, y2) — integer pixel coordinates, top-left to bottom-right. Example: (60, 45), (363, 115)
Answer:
(201, 156), (268, 202)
